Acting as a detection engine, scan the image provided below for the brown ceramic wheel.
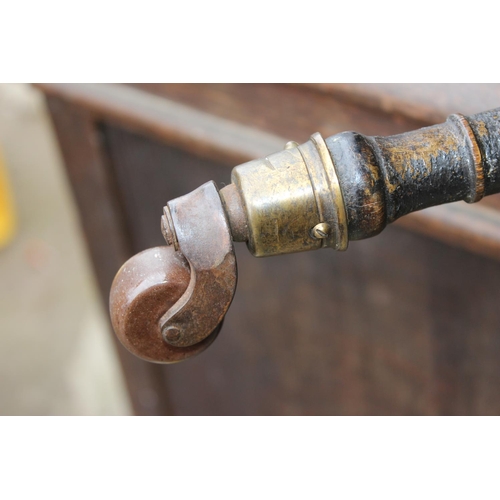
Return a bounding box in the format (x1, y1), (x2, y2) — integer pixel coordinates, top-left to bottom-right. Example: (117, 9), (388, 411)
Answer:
(109, 246), (221, 363)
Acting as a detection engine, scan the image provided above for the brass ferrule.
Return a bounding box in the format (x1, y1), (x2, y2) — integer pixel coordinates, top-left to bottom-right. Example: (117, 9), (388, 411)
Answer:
(220, 133), (348, 257)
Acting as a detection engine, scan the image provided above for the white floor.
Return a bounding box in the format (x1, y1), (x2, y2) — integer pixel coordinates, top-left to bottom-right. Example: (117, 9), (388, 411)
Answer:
(0, 84), (131, 415)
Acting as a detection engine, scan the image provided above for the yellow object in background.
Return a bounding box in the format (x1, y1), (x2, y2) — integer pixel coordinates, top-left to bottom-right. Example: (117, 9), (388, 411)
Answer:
(0, 146), (16, 248)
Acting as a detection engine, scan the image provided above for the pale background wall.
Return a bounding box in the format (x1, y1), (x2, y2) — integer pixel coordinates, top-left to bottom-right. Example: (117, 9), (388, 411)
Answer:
(0, 84), (131, 415)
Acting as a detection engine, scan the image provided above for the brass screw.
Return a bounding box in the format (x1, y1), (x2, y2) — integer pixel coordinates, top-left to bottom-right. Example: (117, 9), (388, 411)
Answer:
(311, 222), (331, 239)
(163, 326), (182, 344)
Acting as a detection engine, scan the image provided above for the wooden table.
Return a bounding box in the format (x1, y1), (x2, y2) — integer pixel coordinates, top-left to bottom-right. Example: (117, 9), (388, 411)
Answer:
(37, 83), (500, 415)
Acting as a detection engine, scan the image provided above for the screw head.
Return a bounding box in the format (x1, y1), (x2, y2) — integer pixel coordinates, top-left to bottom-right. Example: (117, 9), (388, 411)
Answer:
(163, 326), (182, 344)
(311, 222), (331, 240)
(285, 141), (299, 150)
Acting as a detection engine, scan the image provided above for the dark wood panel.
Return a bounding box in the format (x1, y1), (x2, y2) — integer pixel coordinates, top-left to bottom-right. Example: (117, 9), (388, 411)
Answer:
(104, 125), (500, 415)
(191, 227), (500, 415)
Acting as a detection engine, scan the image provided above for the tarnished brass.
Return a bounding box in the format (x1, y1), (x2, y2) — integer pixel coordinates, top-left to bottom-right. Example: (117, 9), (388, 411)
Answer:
(304, 133), (348, 251)
(228, 133), (348, 257)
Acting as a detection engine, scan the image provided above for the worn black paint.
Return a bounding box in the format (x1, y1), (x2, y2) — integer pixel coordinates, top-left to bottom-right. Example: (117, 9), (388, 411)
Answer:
(327, 108), (500, 241)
